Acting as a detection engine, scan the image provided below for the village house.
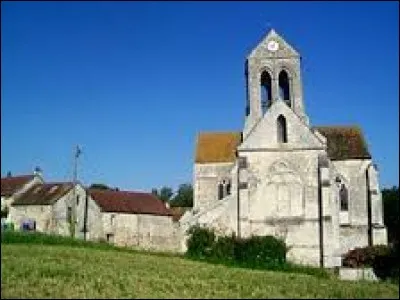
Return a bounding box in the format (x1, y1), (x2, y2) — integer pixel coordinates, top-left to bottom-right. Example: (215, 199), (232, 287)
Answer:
(87, 189), (181, 252)
(8, 181), (87, 235)
(3, 171), (182, 252)
(180, 29), (388, 268)
(1, 171), (44, 216)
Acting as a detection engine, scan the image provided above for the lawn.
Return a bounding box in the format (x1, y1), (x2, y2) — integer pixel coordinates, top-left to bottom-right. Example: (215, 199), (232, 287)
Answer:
(1, 243), (398, 299)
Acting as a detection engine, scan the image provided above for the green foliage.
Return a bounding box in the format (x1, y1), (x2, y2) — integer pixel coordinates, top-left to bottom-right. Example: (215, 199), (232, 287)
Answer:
(1, 207), (9, 218)
(372, 242), (399, 283)
(234, 235), (287, 268)
(186, 225), (215, 258)
(151, 186), (174, 203)
(89, 183), (113, 190)
(170, 183), (193, 207)
(184, 226), (327, 278)
(1, 230), (116, 251)
(382, 186), (399, 244)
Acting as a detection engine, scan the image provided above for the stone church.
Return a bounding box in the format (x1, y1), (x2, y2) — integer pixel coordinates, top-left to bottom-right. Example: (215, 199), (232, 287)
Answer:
(180, 29), (388, 267)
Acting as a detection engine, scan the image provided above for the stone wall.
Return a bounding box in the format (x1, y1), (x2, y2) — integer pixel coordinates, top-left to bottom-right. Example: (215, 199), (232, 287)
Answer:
(194, 162), (234, 209)
(103, 212), (181, 252)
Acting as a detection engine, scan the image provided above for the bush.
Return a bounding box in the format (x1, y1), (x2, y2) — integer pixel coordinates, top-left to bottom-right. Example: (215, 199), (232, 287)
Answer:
(211, 234), (236, 262)
(186, 226), (288, 270)
(186, 226), (216, 259)
(234, 235), (287, 268)
(342, 244), (399, 283)
(372, 242), (399, 282)
(342, 245), (389, 268)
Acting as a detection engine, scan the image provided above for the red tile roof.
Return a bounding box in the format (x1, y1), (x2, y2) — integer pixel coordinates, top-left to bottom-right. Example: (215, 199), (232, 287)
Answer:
(88, 189), (173, 216)
(12, 182), (74, 206)
(1, 175), (35, 197)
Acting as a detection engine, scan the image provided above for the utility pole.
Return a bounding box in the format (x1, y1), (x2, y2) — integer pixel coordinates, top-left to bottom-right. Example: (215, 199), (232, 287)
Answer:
(70, 145), (81, 238)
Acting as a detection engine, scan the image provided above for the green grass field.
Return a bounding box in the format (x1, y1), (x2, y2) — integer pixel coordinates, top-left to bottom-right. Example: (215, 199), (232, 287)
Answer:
(1, 242), (398, 299)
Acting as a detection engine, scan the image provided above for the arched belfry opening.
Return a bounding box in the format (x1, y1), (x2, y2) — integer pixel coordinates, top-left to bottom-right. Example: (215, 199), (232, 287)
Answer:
(260, 71), (272, 114)
(278, 70), (291, 106)
(277, 115), (288, 143)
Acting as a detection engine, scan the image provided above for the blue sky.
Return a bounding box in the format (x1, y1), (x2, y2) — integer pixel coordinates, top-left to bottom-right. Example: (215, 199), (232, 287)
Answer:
(1, 1), (398, 192)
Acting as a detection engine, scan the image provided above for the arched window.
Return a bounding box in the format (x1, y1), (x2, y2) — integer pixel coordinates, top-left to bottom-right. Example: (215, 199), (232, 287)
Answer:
(218, 183), (224, 200)
(278, 70), (290, 106)
(260, 71), (272, 114)
(340, 184), (349, 211)
(277, 115), (288, 143)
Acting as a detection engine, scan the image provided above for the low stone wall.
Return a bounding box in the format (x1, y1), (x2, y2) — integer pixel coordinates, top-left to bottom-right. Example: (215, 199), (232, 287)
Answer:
(339, 267), (378, 281)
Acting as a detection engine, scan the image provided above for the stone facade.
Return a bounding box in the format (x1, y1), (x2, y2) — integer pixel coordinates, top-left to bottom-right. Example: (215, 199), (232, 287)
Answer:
(101, 212), (181, 252)
(186, 29), (387, 268)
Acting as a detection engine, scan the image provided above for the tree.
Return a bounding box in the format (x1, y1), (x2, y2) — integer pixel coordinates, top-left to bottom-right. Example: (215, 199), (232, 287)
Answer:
(89, 183), (113, 190)
(152, 186), (173, 203)
(170, 183), (193, 207)
(382, 186), (399, 244)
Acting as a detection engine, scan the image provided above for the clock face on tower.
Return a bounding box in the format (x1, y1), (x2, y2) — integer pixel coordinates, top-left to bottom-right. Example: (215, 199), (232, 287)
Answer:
(267, 40), (279, 52)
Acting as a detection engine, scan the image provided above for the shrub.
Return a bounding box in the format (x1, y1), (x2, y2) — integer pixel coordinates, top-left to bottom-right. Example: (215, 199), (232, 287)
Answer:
(211, 234), (236, 262)
(342, 243), (399, 283)
(186, 225), (216, 258)
(372, 242), (399, 283)
(186, 226), (287, 269)
(234, 235), (287, 268)
(342, 245), (389, 268)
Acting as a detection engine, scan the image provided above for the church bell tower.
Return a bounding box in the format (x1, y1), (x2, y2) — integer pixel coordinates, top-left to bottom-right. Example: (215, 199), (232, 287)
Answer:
(243, 29), (309, 139)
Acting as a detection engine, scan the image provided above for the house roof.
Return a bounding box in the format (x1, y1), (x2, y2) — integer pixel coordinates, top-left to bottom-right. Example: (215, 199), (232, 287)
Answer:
(88, 189), (173, 216)
(314, 126), (371, 160)
(195, 126), (371, 163)
(195, 132), (242, 163)
(1, 175), (35, 197)
(12, 182), (74, 206)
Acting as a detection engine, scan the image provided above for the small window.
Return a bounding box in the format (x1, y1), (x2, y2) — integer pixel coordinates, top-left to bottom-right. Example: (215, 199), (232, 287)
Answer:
(226, 182), (231, 196)
(277, 115), (288, 143)
(76, 195), (80, 206)
(67, 207), (72, 222)
(218, 183), (224, 200)
(340, 184), (349, 211)
(110, 214), (116, 226)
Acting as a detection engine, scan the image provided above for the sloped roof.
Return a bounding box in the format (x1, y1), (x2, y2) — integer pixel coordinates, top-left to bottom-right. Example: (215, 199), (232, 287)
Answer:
(12, 182), (74, 206)
(195, 132), (242, 163)
(88, 189), (173, 216)
(314, 126), (371, 160)
(1, 175), (35, 197)
(195, 126), (371, 163)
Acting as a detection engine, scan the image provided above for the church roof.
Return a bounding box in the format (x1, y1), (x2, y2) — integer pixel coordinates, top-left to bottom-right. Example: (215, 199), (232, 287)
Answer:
(313, 126), (371, 160)
(195, 126), (371, 163)
(195, 132), (242, 164)
(12, 182), (74, 206)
